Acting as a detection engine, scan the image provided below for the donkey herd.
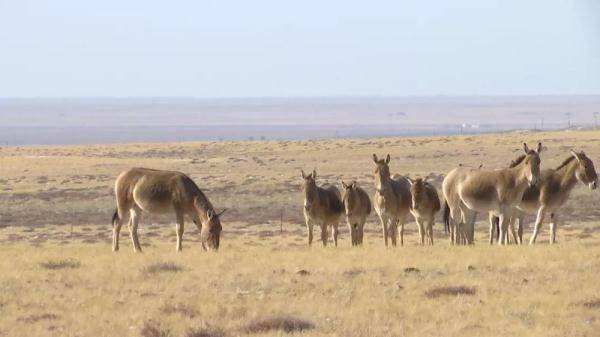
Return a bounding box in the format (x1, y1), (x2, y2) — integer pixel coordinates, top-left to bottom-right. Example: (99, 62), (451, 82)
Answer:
(110, 142), (598, 252)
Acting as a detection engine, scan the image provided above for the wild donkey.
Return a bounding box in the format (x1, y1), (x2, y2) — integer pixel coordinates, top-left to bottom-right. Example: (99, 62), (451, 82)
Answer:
(501, 150), (597, 244)
(372, 154), (412, 246)
(301, 170), (344, 246)
(341, 181), (372, 246)
(442, 143), (542, 245)
(112, 168), (225, 252)
(408, 178), (440, 245)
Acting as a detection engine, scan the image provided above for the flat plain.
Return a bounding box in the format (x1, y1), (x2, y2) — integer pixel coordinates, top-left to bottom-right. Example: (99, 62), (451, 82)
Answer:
(1, 130), (600, 336)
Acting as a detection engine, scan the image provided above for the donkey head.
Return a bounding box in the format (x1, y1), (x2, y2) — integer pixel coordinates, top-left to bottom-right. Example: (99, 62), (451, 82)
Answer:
(341, 180), (358, 213)
(521, 142), (543, 187)
(571, 150), (598, 189)
(301, 169), (318, 210)
(407, 177), (426, 210)
(372, 154), (391, 196)
(200, 208), (225, 251)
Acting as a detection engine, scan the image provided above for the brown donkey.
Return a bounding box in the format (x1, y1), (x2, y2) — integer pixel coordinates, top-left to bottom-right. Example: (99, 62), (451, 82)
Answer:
(112, 168), (225, 252)
(301, 170), (344, 246)
(372, 154), (412, 246)
(408, 178), (441, 245)
(511, 150), (597, 244)
(442, 143), (542, 245)
(341, 181), (372, 246)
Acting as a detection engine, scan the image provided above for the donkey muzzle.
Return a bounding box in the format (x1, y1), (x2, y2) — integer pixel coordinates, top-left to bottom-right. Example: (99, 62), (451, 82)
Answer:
(528, 177), (539, 188)
(590, 181), (597, 190)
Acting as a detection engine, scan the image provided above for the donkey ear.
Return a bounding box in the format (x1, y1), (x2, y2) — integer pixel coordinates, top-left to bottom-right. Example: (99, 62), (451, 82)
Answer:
(207, 209), (215, 219)
(570, 149), (582, 162)
(385, 154), (391, 164)
(341, 180), (348, 189)
(312, 170), (317, 179)
(407, 177), (414, 186)
(523, 143), (530, 153)
(301, 170), (306, 179)
(372, 154), (378, 163)
(352, 181), (357, 188)
(536, 142), (543, 153)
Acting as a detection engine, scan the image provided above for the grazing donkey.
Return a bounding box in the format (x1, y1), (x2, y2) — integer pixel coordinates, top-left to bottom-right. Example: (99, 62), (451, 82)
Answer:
(502, 150), (597, 244)
(372, 154), (412, 246)
(301, 170), (344, 246)
(442, 143), (542, 245)
(408, 178), (441, 245)
(111, 168), (225, 252)
(341, 181), (372, 246)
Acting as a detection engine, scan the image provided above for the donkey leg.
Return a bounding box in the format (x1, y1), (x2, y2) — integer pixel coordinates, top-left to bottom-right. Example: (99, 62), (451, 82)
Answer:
(305, 219), (314, 246)
(449, 219), (455, 245)
(331, 223), (339, 247)
(358, 221), (365, 245)
(416, 218), (425, 246)
(529, 207), (546, 245)
(498, 214), (509, 246)
(517, 216), (524, 244)
(488, 214), (496, 245)
(320, 223), (328, 247)
(497, 214), (504, 246)
(379, 214), (389, 247)
(549, 213), (558, 244)
(129, 207), (143, 252)
(428, 218), (434, 245)
(348, 221), (356, 246)
(175, 213), (184, 252)
(466, 212), (476, 244)
(389, 218), (398, 247)
(112, 212), (125, 252)
(509, 216), (519, 245)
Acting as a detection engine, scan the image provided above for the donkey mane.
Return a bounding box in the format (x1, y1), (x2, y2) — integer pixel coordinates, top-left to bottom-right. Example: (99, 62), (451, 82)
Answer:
(182, 175), (212, 209)
(508, 154), (526, 168)
(555, 155), (576, 171)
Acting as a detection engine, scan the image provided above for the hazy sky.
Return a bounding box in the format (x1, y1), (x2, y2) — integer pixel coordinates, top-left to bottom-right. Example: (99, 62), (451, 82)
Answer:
(1, 1), (599, 98)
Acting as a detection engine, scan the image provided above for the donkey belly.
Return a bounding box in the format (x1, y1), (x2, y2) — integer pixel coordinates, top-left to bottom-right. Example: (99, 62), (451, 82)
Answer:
(132, 182), (176, 214)
(458, 189), (499, 214)
(516, 199), (540, 215)
(135, 197), (175, 214)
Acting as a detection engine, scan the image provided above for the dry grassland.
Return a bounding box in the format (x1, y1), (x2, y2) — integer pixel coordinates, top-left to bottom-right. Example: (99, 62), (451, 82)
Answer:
(1, 130), (600, 336)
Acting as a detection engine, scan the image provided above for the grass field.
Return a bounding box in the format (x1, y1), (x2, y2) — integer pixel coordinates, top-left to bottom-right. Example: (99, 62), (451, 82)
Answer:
(1, 130), (600, 336)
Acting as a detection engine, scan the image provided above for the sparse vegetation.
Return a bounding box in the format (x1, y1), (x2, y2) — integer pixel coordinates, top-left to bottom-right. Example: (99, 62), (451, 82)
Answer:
(17, 313), (58, 323)
(583, 299), (600, 309)
(140, 320), (172, 337)
(243, 315), (315, 333)
(160, 303), (197, 318)
(39, 258), (80, 270)
(425, 286), (477, 299)
(1, 131), (600, 336)
(142, 262), (183, 275)
(185, 325), (225, 337)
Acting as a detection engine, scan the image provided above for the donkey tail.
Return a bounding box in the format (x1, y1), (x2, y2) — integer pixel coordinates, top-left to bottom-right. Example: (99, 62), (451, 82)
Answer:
(442, 201), (450, 235)
(112, 208), (119, 227)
